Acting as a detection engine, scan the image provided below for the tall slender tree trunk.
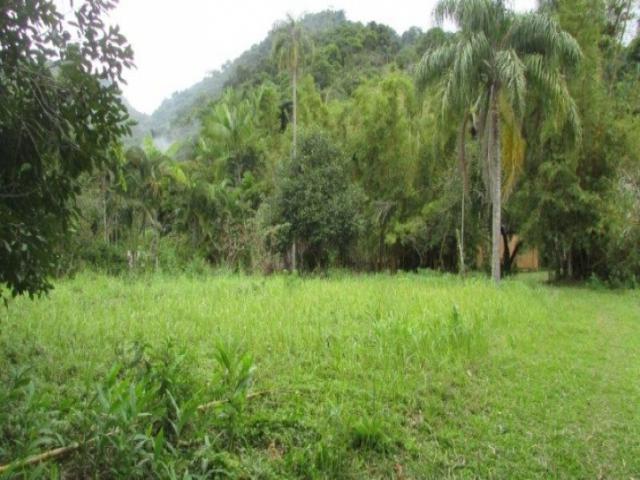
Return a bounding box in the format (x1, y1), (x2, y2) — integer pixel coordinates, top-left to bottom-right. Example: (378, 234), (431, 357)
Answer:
(378, 231), (383, 271)
(292, 60), (298, 159)
(458, 189), (466, 274)
(102, 173), (108, 244)
(290, 46), (298, 271)
(458, 113), (469, 275)
(291, 239), (297, 272)
(490, 86), (502, 283)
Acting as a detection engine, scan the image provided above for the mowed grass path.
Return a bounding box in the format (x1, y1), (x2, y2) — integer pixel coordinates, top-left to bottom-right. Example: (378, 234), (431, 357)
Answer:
(2, 272), (639, 478)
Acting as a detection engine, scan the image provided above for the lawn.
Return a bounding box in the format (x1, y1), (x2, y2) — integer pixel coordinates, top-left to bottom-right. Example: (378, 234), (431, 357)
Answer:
(1, 272), (639, 478)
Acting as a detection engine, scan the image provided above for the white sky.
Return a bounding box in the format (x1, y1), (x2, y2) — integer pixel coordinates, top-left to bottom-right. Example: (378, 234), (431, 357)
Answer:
(109, 0), (538, 114)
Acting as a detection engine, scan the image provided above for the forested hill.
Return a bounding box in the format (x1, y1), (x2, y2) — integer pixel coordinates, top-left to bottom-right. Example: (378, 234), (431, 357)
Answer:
(124, 10), (438, 147)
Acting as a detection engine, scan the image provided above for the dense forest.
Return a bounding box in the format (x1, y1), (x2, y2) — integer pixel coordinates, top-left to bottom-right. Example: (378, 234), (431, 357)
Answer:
(3, 0), (640, 296)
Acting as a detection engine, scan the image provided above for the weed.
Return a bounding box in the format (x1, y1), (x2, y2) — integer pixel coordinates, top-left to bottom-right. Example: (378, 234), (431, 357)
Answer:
(348, 417), (393, 453)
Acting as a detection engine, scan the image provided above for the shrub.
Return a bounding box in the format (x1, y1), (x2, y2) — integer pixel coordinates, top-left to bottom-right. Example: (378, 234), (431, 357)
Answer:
(266, 131), (366, 271)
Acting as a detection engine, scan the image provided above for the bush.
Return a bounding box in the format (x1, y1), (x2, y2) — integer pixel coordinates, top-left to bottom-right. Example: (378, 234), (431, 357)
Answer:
(266, 131), (366, 271)
(0, 340), (259, 478)
(61, 233), (212, 277)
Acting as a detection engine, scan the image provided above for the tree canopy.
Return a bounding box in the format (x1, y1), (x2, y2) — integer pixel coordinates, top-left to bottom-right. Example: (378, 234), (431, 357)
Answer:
(417, 0), (582, 282)
(0, 0), (132, 299)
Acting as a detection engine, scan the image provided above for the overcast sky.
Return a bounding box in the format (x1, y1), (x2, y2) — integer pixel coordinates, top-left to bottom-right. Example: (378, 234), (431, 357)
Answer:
(109, 0), (538, 114)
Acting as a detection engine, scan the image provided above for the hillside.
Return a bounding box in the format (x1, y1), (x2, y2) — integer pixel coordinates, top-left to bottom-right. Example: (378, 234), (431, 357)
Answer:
(124, 10), (433, 148)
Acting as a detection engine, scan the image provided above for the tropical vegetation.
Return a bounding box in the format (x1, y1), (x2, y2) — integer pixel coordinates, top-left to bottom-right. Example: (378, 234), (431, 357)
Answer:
(1, 0), (640, 477)
(49, 0), (638, 287)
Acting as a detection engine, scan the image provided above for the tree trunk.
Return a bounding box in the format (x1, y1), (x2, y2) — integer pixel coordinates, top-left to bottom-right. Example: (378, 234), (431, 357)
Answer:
(378, 227), (384, 271)
(490, 86), (502, 283)
(102, 174), (108, 244)
(501, 229), (522, 276)
(458, 113), (469, 275)
(567, 246), (573, 279)
(153, 211), (160, 271)
(290, 47), (299, 270)
(292, 60), (297, 159)
(291, 238), (297, 272)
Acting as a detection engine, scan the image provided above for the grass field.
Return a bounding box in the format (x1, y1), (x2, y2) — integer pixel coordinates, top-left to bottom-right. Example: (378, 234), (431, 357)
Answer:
(1, 272), (639, 478)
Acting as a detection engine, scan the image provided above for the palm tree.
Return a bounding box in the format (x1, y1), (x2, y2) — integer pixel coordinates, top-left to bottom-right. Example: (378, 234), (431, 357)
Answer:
(199, 89), (256, 185)
(273, 14), (312, 159)
(417, 0), (581, 282)
(273, 15), (312, 271)
(122, 141), (186, 269)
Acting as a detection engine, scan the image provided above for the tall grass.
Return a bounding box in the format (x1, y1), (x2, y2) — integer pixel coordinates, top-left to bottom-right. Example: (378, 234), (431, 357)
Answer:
(1, 272), (639, 478)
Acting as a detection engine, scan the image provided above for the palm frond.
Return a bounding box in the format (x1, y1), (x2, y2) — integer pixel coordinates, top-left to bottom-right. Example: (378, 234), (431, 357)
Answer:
(416, 42), (457, 88)
(496, 49), (527, 119)
(499, 93), (526, 199)
(426, 48), (476, 122)
(272, 16), (312, 74)
(524, 54), (582, 142)
(473, 89), (492, 192)
(435, 0), (498, 34)
(439, 68), (459, 119)
(508, 13), (582, 66)
(456, 31), (491, 89)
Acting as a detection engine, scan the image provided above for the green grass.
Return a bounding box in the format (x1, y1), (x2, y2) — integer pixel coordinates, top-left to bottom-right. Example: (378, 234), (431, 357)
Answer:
(1, 271), (639, 478)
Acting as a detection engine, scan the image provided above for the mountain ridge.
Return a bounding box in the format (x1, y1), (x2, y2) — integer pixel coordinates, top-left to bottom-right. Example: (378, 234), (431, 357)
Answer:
(124, 10), (352, 147)
(123, 9), (433, 149)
